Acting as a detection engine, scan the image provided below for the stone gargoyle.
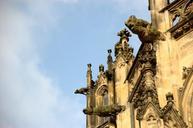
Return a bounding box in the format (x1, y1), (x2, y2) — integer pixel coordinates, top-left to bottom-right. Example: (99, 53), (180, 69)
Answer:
(125, 16), (165, 43)
(74, 87), (89, 95)
(83, 104), (126, 117)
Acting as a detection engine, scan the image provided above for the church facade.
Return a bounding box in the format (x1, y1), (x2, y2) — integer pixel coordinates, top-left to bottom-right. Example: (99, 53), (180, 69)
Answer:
(75, 0), (193, 127)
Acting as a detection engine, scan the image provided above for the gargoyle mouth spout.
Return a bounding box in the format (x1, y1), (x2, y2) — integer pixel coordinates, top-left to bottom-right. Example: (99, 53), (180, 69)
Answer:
(125, 15), (165, 43)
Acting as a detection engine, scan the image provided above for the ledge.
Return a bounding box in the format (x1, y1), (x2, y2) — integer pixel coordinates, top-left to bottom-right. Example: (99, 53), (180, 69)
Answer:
(168, 13), (193, 39)
(159, 0), (184, 13)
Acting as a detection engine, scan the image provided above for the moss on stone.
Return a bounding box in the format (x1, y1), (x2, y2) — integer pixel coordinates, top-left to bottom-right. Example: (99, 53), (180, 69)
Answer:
(83, 104), (126, 117)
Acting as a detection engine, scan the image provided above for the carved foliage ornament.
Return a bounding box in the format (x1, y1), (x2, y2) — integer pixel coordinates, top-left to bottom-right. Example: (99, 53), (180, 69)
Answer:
(114, 41), (133, 61)
(138, 43), (157, 68)
(115, 29), (133, 57)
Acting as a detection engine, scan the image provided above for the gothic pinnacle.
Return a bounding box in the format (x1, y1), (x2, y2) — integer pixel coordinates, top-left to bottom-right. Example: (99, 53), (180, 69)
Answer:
(99, 64), (104, 72)
(87, 63), (92, 86)
(107, 49), (113, 63)
(117, 28), (131, 41)
(87, 63), (92, 68)
(108, 49), (112, 54)
(166, 92), (174, 103)
(107, 49), (113, 71)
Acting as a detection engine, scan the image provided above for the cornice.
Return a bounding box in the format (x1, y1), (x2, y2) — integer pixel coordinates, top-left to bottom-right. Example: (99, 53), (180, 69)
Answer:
(160, 0), (186, 13)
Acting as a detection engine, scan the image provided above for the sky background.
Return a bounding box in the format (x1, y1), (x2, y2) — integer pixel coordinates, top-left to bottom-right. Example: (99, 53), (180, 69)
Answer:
(0, 0), (150, 128)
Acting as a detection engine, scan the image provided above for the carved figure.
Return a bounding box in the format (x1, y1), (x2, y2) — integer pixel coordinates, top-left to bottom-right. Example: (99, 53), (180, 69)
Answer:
(125, 16), (165, 43)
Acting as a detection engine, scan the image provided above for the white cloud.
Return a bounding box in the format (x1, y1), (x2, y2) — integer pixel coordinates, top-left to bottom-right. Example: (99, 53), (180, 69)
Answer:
(0, 1), (84, 128)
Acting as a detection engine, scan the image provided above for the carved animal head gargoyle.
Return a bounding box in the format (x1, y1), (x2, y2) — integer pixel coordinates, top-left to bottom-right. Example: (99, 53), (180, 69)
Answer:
(125, 15), (165, 43)
(74, 87), (89, 95)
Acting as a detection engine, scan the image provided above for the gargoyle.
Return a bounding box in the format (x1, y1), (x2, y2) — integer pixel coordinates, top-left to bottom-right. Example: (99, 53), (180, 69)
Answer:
(74, 87), (89, 95)
(83, 104), (126, 117)
(125, 16), (165, 43)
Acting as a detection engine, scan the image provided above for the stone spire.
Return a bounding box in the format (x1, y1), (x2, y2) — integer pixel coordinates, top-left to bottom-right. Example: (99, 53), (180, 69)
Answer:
(107, 49), (113, 71)
(99, 64), (104, 73)
(87, 63), (92, 87)
(117, 28), (131, 42)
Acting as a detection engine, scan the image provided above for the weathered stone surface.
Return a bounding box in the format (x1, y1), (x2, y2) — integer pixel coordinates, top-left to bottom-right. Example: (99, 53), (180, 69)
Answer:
(83, 104), (126, 117)
(125, 16), (165, 43)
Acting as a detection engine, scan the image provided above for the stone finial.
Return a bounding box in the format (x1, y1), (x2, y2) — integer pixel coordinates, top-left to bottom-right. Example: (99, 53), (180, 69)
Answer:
(87, 63), (92, 86)
(87, 63), (91, 68)
(117, 28), (131, 41)
(99, 64), (104, 72)
(115, 29), (134, 58)
(107, 49), (113, 64)
(87, 64), (92, 73)
(108, 49), (112, 54)
(87, 63), (92, 74)
(166, 92), (174, 102)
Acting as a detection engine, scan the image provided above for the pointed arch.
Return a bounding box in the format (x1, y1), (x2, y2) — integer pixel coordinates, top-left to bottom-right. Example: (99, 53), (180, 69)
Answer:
(181, 70), (193, 127)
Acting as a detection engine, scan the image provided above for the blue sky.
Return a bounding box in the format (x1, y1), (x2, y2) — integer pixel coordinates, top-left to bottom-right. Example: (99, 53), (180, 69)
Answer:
(0, 0), (150, 128)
